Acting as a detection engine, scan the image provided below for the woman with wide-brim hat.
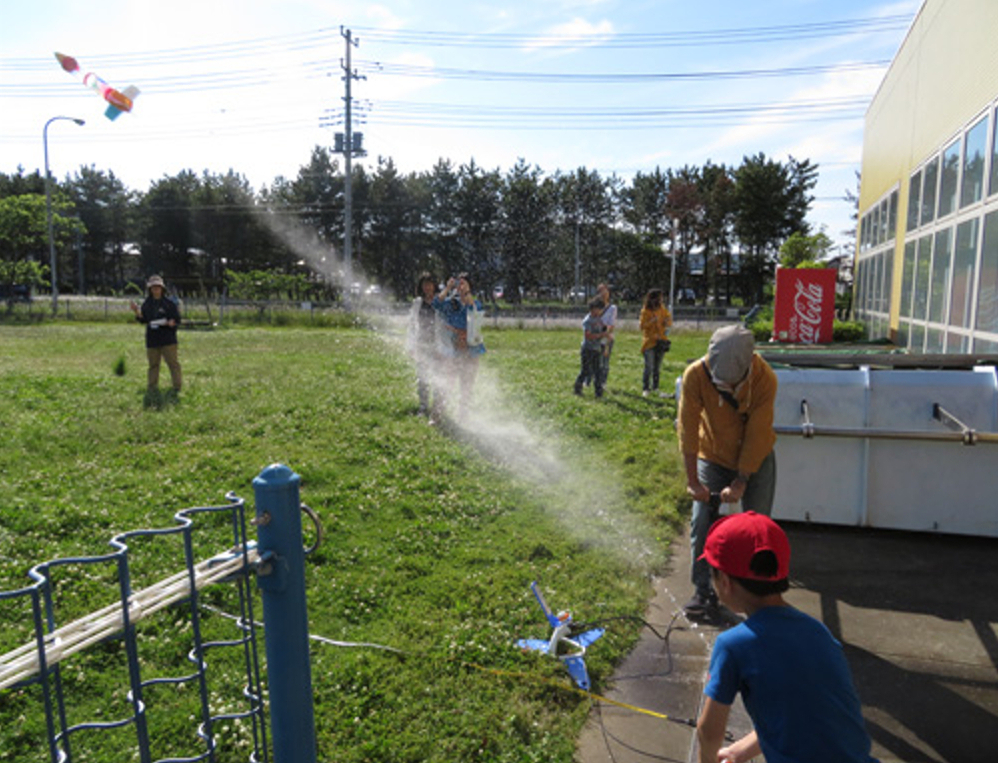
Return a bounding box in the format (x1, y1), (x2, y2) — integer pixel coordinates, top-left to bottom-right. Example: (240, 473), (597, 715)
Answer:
(130, 275), (182, 404)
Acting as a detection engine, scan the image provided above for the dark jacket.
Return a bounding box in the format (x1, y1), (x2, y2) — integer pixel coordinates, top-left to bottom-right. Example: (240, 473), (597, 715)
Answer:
(136, 296), (182, 348)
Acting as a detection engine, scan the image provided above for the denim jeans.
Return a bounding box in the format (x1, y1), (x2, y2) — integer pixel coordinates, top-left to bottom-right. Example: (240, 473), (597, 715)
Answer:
(689, 450), (777, 596)
(575, 347), (604, 395)
(598, 339), (614, 386)
(642, 345), (666, 391)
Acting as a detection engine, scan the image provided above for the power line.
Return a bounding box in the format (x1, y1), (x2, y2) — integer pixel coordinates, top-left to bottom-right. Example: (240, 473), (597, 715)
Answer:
(357, 59), (890, 83)
(0, 17), (899, 183)
(1, 58), (888, 102)
(0, 29), (341, 72)
(369, 95), (869, 119)
(3, 96), (868, 143)
(351, 15), (913, 48)
(0, 59), (336, 96)
(0, 14), (913, 73)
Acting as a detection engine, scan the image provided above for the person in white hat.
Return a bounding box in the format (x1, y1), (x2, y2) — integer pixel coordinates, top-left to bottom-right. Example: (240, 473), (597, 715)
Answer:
(676, 324), (778, 617)
(130, 275), (182, 404)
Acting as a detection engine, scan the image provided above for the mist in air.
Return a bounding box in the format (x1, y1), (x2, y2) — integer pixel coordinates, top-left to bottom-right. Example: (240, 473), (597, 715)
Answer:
(257, 208), (658, 571)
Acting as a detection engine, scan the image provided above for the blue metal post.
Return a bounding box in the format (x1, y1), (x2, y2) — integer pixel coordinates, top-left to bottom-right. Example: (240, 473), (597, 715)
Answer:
(253, 464), (317, 763)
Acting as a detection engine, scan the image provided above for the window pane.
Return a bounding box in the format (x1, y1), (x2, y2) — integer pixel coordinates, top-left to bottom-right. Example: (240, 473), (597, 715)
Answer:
(913, 235), (932, 321)
(879, 199), (889, 244)
(872, 205), (881, 247)
(860, 260), (870, 316)
(922, 159), (939, 224)
(961, 116), (988, 207)
(860, 215), (869, 253)
(929, 228), (953, 323)
(926, 328), (945, 353)
(975, 337), (998, 352)
(897, 320), (910, 348)
(888, 190), (898, 239)
(883, 247), (894, 313)
(949, 219), (979, 328)
(911, 322), (926, 352)
(938, 140), (960, 217)
(945, 333), (969, 353)
(865, 259), (874, 313)
(854, 260), (866, 317)
(907, 172), (922, 230)
(990, 106), (998, 197)
(900, 241), (916, 318)
(872, 253), (882, 313)
(976, 210), (998, 333)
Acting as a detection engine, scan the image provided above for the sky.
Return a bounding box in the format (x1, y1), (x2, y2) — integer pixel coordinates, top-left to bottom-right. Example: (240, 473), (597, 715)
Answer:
(0, 0), (923, 251)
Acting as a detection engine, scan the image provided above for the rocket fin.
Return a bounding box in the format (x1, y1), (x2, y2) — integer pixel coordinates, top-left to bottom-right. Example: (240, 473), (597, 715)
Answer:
(104, 86), (138, 120)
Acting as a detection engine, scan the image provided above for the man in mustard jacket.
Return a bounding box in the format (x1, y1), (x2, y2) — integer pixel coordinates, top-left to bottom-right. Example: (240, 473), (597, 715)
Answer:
(677, 324), (778, 617)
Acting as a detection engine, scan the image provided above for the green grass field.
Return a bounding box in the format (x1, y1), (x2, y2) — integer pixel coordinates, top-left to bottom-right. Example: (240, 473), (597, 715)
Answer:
(0, 320), (708, 762)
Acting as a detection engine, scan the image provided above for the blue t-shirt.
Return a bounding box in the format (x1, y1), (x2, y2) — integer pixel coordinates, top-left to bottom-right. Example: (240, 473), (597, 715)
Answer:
(705, 606), (877, 763)
(581, 313), (606, 351)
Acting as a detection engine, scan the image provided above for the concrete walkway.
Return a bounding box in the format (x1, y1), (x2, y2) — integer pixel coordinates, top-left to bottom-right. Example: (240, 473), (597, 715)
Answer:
(576, 521), (998, 763)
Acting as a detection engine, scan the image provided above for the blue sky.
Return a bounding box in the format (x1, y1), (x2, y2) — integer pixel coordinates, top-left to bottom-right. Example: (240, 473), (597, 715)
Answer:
(0, 0), (922, 249)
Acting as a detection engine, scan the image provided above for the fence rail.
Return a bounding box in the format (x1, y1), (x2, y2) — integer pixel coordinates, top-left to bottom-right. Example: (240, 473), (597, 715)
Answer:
(0, 467), (315, 763)
(0, 543), (261, 691)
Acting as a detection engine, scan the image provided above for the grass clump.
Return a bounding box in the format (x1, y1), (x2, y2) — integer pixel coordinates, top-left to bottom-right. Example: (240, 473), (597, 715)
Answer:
(0, 321), (706, 762)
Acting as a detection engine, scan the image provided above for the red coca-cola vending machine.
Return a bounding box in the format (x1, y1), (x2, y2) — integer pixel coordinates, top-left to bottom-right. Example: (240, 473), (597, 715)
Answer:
(772, 267), (837, 344)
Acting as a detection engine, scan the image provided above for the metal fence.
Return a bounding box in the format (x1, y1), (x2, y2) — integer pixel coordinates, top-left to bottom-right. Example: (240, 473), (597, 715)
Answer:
(2, 294), (748, 330)
(0, 464), (317, 763)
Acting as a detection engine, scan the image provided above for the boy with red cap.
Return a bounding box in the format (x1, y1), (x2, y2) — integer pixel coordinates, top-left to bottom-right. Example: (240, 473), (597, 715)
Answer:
(696, 512), (878, 763)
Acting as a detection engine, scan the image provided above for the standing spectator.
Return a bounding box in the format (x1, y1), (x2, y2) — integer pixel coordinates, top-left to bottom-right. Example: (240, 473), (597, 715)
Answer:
(406, 272), (440, 421)
(130, 275), (182, 406)
(639, 288), (673, 397)
(596, 283), (617, 387)
(574, 297), (608, 398)
(676, 324), (778, 617)
(433, 273), (486, 422)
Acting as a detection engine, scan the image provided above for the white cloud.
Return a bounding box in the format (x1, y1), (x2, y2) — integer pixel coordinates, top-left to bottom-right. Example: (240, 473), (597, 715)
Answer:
(363, 52), (441, 101)
(699, 64), (887, 160)
(523, 17), (615, 52)
(364, 4), (407, 30)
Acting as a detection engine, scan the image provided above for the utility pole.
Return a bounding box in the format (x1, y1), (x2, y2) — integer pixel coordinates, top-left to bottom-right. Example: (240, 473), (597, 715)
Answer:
(669, 218), (677, 313)
(338, 27), (365, 301)
(573, 217), (580, 300)
(43, 115), (85, 315)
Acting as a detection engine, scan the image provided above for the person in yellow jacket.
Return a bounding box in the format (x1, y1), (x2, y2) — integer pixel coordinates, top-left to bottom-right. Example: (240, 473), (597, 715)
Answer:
(638, 288), (672, 397)
(676, 324), (778, 617)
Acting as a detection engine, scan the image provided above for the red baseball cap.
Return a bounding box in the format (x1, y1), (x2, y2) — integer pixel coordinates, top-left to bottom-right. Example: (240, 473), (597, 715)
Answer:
(699, 511), (790, 580)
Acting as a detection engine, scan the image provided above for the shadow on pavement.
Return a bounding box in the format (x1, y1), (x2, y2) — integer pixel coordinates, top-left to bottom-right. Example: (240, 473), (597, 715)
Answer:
(577, 522), (998, 763)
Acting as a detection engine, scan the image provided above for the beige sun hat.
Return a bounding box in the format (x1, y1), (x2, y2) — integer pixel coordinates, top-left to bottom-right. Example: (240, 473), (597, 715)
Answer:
(146, 275), (165, 289)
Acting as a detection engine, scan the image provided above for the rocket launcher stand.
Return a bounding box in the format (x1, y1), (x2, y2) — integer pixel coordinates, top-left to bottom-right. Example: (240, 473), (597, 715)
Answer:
(515, 581), (604, 691)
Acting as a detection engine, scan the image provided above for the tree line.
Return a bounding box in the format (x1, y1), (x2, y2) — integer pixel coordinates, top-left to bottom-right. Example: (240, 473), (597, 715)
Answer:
(0, 147), (818, 305)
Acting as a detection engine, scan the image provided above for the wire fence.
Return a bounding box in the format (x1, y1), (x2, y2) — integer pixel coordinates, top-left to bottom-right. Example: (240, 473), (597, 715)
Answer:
(0, 485), (284, 763)
(1, 294), (746, 331)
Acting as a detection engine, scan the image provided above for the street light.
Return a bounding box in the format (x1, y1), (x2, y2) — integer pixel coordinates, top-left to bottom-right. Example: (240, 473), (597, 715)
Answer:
(44, 115), (85, 314)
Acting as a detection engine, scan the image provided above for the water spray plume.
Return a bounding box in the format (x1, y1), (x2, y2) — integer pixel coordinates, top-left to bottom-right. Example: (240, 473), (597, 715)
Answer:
(253, 205), (657, 568)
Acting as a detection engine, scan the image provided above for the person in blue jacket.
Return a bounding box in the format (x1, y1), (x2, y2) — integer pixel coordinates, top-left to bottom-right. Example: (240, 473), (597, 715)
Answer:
(433, 273), (485, 422)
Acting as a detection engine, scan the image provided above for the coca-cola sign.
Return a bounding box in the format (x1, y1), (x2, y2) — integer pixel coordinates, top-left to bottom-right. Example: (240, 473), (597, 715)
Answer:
(773, 268), (837, 344)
